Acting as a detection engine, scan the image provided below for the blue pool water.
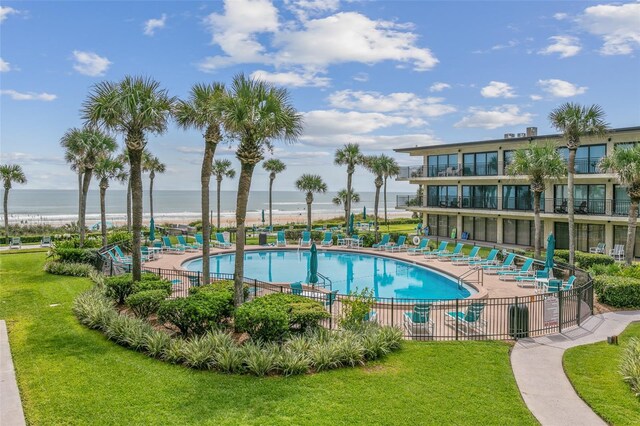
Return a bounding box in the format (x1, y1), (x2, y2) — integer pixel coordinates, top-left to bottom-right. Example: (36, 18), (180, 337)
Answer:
(183, 250), (474, 300)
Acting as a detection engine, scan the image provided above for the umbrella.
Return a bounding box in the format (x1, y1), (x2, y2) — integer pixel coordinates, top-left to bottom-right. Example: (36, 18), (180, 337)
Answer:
(348, 212), (354, 235)
(362, 206), (367, 220)
(261, 209), (265, 224)
(545, 232), (555, 276)
(149, 217), (155, 241)
(308, 243), (318, 284)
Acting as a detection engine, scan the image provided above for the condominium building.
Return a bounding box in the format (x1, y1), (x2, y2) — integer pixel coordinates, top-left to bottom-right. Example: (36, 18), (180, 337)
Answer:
(394, 126), (640, 257)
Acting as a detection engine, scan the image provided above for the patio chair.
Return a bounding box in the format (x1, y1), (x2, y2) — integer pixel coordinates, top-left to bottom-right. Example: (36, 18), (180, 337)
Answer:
(451, 246), (481, 266)
(105, 249), (131, 266)
(290, 281), (303, 295)
(575, 201), (588, 214)
(563, 275), (576, 291)
(498, 258), (535, 281)
(191, 233), (203, 249)
(518, 268), (549, 289)
(385, 235), (407, 252)
(372, 234), (391, 250)
(610, 244), (625, 261)
(320, 232), (333, 247)
(276, 231), (287, 247)
(299, 231), (312, 247)
(589, 242), (605, 254)
(351, 235), (365, 248)
(554, 200), (568, 213)
(177, 235), (199, 252)
(162, 236), (185, 253)
(545, 279), (562, 293)
(403, 304), (434, 337)
(9, 237), (21, 249)
(468, 249), (499, 269)
(113, 246), (133, 262)
(445, 302), (487, 335)
(408, 238), (429, 255)
(214, 233), (233, 248)
(424, 241), (448, 259)
(363, 310), (377, 323)
(336, 234), (347, 246)
(140, 246), (154, 262)
(187, 274), (201, 287)
(437, 243), (464, 261)
(40, 236), (52, 247)
(482, 253), (516, 274)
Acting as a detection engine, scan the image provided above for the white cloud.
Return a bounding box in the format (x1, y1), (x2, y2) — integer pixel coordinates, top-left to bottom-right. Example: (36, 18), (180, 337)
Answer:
(0, 57), (11, 72)
(537, 79), (587, 97)
(0, 6), (18, 23)
(530, 94), (543, 101)
(327, 90), (456, 117)
(1, 90), (57, 101)
(480, 81), (516, 98)
(250, 69), (330, 87)
(579, 3), (640, 55)
(72, 50), (111, 76)
(0, 152), (65, 166)
(353, 72), (368, 82)
(454, 105), (533, 130)
(539, 35), (581, 58)
(429, 82), (451, 92)
(284, 0), (340, 21)
(144, 14), (167, 36)
(553, 13), (568, 21)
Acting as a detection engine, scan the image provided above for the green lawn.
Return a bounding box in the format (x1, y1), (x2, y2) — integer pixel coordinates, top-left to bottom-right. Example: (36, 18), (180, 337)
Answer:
(564, 322), (640, 426)
(0, 253), (536, 425)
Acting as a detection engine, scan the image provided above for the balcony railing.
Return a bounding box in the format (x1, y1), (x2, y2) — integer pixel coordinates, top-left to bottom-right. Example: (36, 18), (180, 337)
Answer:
(551, 198), (606, 215)
(396, 195), (422, 208)
(502, 197), (546, 212)
(612, 199), (631, 216)
(397, 166), (425, 179)
(572, 158), (604, 175)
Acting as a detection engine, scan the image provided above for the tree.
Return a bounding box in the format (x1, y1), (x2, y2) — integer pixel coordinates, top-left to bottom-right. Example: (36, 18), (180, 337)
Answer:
(549, 103), (608, 266)
(94, 156), (125, 245)
(60, 127), (117, 246)
(116, 150), (132, 231)
(62, 138), (85, 233)
(142, 153), (166, 220)
(174, 83), (226, 285)
(505, 143), (566, 259)
(380, 156), (399, 225)
(332, 189), (361, 223)
(295, 174), (327, 231)
(262, 158), (286, 228)
(1, 164), (27, 238)
(364, 155), (389, 242)
(221, 74), (302, 307)
(83, 76), (175, 281)
(212, 159), (236, 230)
(334, 143), (364, 234)
(600, 144), (640, 265)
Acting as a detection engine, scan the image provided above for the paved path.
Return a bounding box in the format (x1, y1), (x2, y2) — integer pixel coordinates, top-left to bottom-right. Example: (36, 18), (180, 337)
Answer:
(0, 320), (26, 426)
(511, 310), (640, 426)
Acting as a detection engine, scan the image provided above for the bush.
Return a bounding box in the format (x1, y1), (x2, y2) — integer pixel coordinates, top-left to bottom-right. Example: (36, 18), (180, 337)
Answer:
(73, 288), (117, 329)
(242, 342), (279, 376)
(620, 264), (640, 280)
(554, 250), (614, 269)
(44, 260), (95, 277)
(107, 230), (133, 252)
(234, 293), (330, 342)
(189, 280), (248, 305)
(594, 275), (640, 308)
(53, 237), (102, 249)
(621, 337), (640, 396)
(49, 247), (100, 265)
(340, 288), (375, 329)
(126, 290), (167, 318)
(589, 263), (622, 277)
(104, 273), (171, 304)
(158, 291), (233, 336)
(133, 278), (172, 296)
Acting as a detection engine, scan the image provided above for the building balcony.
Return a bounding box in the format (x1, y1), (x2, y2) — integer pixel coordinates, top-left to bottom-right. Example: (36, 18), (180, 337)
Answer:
(395, 195), (422, 208)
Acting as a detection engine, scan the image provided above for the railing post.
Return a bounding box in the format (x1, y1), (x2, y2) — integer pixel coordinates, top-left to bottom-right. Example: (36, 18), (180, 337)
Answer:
(576, 287), (582, 326)
(391, 298), (394, 328)
(253, 279), (257, 301)
(455, 298), (459, 341)
(514, 296), (519, 340)
(558, 288), (564, 334)
(197, 270), (201, 287)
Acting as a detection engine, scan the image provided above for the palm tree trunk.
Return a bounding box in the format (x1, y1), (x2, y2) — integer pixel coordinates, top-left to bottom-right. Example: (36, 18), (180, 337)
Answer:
(533, 191), (541, 259)
(128, 148), (143, 282)
(625, 200), (638, 265)
(374, 184), (381, 242)
(201, 138), (216, 286)
(346, 171), (352, 233)
(233, 162), (255, 307)
(100, 181), (108, 246)
(126, 179), (132, 232)
(568, 148), (576, 266)
(3, 187), (9, 239)
(79, 168), (93, 247)
(306, 198), (312, 231)
(217, 177), (222, 230)
(269, 177), (274, 228)
(77, 172), (82, 230)
(383, 177), (388, 225)
(149, 172), (155, 220)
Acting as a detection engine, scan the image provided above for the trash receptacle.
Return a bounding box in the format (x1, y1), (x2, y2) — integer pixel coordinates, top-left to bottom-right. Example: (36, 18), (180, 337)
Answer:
(258, 233), (267, 246)
(508, 304), (529, 339)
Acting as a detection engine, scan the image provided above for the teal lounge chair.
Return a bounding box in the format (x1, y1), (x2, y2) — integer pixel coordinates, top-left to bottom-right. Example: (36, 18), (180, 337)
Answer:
(325, 290), (339, 307)
(215, 233), (233, 248)
(290, 281), (303, 295)
(403, 304), (434, 337)
(276, 231), (287, 247)
(446, 302), (487, 335)
(563, 275), (576, 290)
(9, 237), (21, 249)
(177, 235), (199, 252)
(386, 235), (407, 252)
(468, 249), (499, 268)
(363, 310), (377, 323)
(114, 246), (132, 262)
(40, 236), (52, 247)
(372, 234), (390, 250)
(299, 231), (311, 247)
(408, 238), (430, 255)
(483, 253), (516, 274)
(437, 243), (464, 261)
(162, 236), (185, 253)
(320, 232), (333, 247)
(424, 241), (448, 259)
(517, 268), (548, 285)
(545, 279), (562, 293)
(191, 233), (203, 249)
(452, 246), (480, 266)
(106, 249), (131, 266)
(498, 258), (535, 281)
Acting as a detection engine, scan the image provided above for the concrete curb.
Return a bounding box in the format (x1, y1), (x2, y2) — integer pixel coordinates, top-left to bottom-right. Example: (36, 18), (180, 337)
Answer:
(511, 311), (640, 426)
(0, 320), (26, 426)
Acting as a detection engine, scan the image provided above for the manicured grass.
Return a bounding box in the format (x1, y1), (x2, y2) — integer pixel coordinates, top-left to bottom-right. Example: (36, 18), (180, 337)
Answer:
(564, 322), (640, 426)
(0, 253), (536, 425)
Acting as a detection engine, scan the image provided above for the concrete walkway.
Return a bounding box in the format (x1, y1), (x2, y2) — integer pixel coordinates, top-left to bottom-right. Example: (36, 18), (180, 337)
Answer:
(0, 320), (26, 426)
(511, 310), (640, 426)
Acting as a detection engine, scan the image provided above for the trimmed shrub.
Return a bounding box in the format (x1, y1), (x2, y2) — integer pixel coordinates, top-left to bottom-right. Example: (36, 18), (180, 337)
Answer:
(158, 291), (233, 336)
(554, 250), (614, 269)
(189, 280), (248, 305)
(620, 264), (640, 280)
(621, 337), (640, 396)
(104, 275), (135, 304)
(126, 290), (167, 318)
(594, 275), (640, 308)
(49, 247), (100, 265)
(133, 278), (172, 296)
(44, 260), (95, 277)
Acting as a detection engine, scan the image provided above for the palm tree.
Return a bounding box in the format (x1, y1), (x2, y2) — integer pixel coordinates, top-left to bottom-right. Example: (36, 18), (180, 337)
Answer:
(332, 189), (361, 222)
(94, 156), (125, 245)
(82, 76), (175, 281)
(364, 155), (389, 242)
(262, 158), (286, 228)
(60, 127), (117, 246)
(506, 143), (566, 259)
(62, 141), (85, 232)
(549, 103), (608, 266)
(212, 159), (236, 230)
(1, 164), (27, 238)
(334, 143), (364, 233)
(600, 144), (640, 265)
(221, 74), (302, 306)
(174, 83), (226, 285)
(116, 150), (132, 231)
(380, 156), (400, 225)
(295, 174), (327, 231)
(142, 153), (166, 220)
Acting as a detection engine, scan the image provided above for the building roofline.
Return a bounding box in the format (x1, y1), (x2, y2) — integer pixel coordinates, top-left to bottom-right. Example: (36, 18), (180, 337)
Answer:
(393, 126), (640, 153)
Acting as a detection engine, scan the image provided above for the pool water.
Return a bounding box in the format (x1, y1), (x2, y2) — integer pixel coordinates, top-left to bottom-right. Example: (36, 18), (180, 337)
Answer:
(183, 250), (474, 300)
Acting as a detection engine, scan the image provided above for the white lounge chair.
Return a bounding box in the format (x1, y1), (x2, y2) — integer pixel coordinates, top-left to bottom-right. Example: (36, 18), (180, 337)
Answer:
(610, 244), (625, 261)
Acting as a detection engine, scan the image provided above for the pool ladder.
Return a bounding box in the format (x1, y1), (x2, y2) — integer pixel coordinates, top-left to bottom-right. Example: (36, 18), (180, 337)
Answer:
(458, 268), (483, 290)
(312, 272), (333, 290)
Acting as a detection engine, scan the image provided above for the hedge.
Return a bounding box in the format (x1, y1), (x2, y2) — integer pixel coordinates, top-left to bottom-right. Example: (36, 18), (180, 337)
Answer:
(593, 275), (640, 308)
(158, 291), (234, 336)
(554, 250), (614, 269)
(49, 247), (101, 265)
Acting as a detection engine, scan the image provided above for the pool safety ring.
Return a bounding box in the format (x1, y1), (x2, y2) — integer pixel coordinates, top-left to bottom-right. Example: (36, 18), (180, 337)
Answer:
(412, 236), (421, 245)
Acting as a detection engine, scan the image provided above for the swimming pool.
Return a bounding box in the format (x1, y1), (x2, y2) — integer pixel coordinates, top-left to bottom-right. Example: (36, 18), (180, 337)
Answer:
(183, 250), (475, 300)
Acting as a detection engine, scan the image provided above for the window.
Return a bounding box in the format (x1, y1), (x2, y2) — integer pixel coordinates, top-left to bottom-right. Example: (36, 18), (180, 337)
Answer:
(554, 184), (605, 215)
(427, 154), (458, 177)
(462, 216), (497, 242)
(557, 144), (606, 174)
(502, 185), (545, 211)
(427, 214), (457, 238)
(503, 150), (515, 170)
(462, 185), (497, 209)
(503, 219), (534, 246)
(555, 222), (605, 252)
(463, 151), (498, 176)
(614, 226), (640, 258)
(614, 185), (630, 216)
(427, 185), (458, 207)
(615, 141), (638, 151)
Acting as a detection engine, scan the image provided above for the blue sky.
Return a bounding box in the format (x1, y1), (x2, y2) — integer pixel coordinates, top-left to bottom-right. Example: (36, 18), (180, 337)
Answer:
(1, 0), (639, 193)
